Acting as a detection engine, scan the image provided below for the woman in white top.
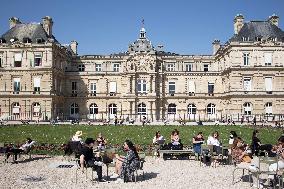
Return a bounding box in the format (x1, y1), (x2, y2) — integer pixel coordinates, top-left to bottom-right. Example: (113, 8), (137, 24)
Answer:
(207, 131), (222, 154)
(72, 131), (83, 143)
(153, 131), (165, 144)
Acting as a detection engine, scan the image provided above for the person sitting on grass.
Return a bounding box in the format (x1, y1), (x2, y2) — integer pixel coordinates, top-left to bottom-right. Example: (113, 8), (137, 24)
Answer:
(112, 140), (140, 182)
(6, 138), (36, 162)
(96, 132), (107, 150)
(79, 138), (106, 182)
(192, 132), (204, 155)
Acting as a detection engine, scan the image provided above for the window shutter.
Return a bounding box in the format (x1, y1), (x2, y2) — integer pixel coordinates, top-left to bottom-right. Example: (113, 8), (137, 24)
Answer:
(109, 82), (117, 93)
(15, 53), (22, 61)
(187, 80), (195, 93)
(264, 53), (272, 64)
(34, 77), (41, 88)
(265, 77), (272, 91)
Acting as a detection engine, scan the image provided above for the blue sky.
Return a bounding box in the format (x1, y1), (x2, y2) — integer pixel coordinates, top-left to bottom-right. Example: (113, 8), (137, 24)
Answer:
(0, 0), (283, 55)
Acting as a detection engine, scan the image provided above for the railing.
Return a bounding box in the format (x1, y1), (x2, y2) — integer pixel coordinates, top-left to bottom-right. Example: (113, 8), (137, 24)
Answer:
(1, 112), (283, 124)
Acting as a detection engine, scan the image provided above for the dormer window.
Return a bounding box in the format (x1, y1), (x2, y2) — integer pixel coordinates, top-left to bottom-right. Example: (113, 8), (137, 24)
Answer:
(10, 37), (18, 43)
(255, 36), (262, 42)
(0, 38), (6, 43)
(23, 37), (31, 43)
(78, 64), (85, 72)
(36, 38), (44, 44)
(242, 37), (249, 41)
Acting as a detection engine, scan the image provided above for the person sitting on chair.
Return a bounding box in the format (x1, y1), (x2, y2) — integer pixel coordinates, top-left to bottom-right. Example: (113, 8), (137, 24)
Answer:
(192, 132), (204, 155)
(169, 129), (183, 150)
(6, 138), (36, 162)
(207, 131), (222, 155)
(96, 132), (107, 150)
(113, 140), (140, 182)
(79, 138), (105, 182)
(71, 131), (83, 143)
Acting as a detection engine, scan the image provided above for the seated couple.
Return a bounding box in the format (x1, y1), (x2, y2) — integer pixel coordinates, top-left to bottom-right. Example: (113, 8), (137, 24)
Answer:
(6, 138), (36, 162)
(110, 140), (140, 183)
(80, 138), (140, 183)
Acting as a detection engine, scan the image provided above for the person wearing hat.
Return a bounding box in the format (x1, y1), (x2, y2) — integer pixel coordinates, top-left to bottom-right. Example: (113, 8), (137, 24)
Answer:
(72, 131), (83, 143)
(79, 138), (105, 182)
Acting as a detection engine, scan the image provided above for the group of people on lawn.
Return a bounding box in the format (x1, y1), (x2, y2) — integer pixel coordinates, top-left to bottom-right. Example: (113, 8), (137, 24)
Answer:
(153, 129), (284, 188)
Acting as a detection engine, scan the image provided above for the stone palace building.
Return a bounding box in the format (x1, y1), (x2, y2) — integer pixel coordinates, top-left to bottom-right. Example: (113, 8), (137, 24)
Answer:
(0, 14), (283, 122)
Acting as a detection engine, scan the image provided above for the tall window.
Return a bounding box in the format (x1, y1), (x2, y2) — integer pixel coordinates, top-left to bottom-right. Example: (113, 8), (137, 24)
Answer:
(89, 103), (98, 114)
(14, 52), (22, 67)
(185, 64), (192, 72)
(265, 77), (272, 93)
(208, 82), (214, 95)
(113, 63), (120, 72)
(243, 77), (252, 91)
(78, 64), (85, 71)
(137, 103), (147, 115)
(12, 102), (20, 115)
(70, 103), (79, 114)
(243, 53), (249, 66)
(109, 81), (117, 95)
(187, 80), (195, 94)
(90, 83), (96, 96)
(203, 64), (209, 72)
(137, 80), (147, 93)
(169, 81), (175, 95)
(167, 64), (175, 71)
(265, 102), (272, 114)
(264, 53), (272, 66)
(13, 78), (20, 94)
(33, 77), (41, 94)
(207, 103), (216, 114)
(168, 103), (177, 114)
(71, 82), (77, 96)
(33, 102), (41, 116)
(95, 64), (102, 72)
(0, 53), (3, 67)
(34, 52), (42, 67)
(243, 102), (252, 115)
(187, 104), (196, 114)
(108, 104), (117, 115)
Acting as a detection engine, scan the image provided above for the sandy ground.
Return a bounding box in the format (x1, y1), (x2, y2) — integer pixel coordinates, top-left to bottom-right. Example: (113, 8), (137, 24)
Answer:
(0, 155), (252, 189)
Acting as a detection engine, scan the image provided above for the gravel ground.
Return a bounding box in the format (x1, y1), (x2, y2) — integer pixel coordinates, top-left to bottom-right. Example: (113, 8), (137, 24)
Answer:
(0, 155), (252, 189)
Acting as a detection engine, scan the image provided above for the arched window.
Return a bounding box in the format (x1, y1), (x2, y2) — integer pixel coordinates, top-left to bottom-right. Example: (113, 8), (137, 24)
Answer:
(33, 102), (41, 116)
(108, 104), (117, 115)
(89, 103), (98, 114)
(70, 103), (79, 115)
(265, 102), (272, 115)
(137, 103), (147, 115)
(243, 102), (252, 115)
(12, 102), (20, 115)
(187, 104), (196, 114)
(207, 103), (216, 115)
(168, 103), (177, 114)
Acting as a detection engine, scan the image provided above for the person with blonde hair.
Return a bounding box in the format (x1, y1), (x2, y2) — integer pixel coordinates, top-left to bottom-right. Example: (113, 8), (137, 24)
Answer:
(72, 131), (83, 143)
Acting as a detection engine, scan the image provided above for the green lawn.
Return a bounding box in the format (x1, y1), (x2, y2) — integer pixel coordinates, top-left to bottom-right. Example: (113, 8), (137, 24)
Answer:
(0, 124), (282, 146)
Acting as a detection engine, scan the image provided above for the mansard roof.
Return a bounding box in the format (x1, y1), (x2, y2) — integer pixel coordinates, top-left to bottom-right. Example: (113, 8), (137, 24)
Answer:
(1, 23), (58, 44)
(230, 21), (284, 42)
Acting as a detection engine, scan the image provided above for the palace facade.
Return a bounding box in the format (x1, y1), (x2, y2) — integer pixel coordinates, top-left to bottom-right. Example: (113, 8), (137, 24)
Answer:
(0, 14), (284, 122)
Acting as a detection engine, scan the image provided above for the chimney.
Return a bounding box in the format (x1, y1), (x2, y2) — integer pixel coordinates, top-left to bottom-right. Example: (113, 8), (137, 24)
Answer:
(268, 14), (279, 27)
(212, 39), (221, 55)
(9, 17), (21, 29)
(42, 16), (53, 37)
(234, 14), (244, 34)
(70, 41), (78, 55)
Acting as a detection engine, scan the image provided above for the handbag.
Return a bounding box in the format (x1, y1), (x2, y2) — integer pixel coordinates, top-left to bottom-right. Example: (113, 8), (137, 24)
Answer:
(242, 155), (252, 163)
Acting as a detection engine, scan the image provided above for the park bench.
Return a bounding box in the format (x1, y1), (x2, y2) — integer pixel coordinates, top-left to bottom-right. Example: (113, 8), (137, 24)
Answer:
(159, 149), (194, 160)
